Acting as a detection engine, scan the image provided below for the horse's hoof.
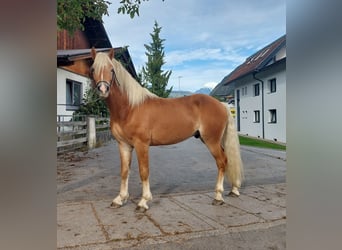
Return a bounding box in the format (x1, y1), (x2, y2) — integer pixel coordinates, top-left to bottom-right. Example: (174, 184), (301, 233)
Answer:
(227, 191), (240, 197)
(135, 206), (148, 213)
(212, 199), (225, 206)
(110, 202), (122, 208)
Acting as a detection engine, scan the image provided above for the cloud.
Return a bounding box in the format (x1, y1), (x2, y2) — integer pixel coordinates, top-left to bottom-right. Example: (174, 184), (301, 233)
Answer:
(103, 0), (286, 92)
(204, 82), (218, 89)
(165, 48), (246, 67)
(166, 65), (234, 92)
(165, 48), (221, 66)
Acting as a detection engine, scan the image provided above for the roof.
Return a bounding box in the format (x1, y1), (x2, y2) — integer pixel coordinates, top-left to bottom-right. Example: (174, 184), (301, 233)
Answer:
(57, 18), (112, 50)
(211, 35), (286, 96)
(57, 47), (138, 80)
(82, 18), (112, 48)
(57, 48), (109, 63)
(57, 18), (138, 80)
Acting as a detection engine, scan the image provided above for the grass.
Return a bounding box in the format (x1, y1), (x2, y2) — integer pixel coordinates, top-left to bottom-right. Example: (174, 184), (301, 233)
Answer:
(239, 135), (286, 151)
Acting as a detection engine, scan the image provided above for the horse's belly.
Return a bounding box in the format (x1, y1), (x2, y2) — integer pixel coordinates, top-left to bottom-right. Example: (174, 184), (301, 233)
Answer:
(150, 134), (190, 146)
(150, 121), (196, 146)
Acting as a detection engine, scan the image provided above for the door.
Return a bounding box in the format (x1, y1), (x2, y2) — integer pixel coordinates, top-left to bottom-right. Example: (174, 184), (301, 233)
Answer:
(236, 89), (241, 131)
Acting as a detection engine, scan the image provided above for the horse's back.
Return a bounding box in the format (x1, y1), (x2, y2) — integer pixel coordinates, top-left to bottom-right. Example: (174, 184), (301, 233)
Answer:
(186, 94), (228, 122)
(145, 94), (226, 118)
(136, 94), (227, 145)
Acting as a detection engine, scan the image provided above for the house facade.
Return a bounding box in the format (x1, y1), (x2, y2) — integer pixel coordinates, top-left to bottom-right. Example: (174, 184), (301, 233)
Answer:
(57, 48), (138, 117)
(57, 18), (138, 117)
(57, 65), (90, 117)
(211, 35), (286, 143)
(57, 18), (113, 117)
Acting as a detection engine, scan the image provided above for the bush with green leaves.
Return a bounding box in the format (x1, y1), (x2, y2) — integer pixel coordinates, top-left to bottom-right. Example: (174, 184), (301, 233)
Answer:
(73, 87), (109, 120)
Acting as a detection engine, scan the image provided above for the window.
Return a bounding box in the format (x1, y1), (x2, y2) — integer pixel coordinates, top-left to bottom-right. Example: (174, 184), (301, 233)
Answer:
(254, 83), (260, 96)
(66, 79), (82, 110)
(269, 78), (276, 93)
(269, 109), (277, 123)
(241, 86), (248, 96)
(254, 110), (260, 123)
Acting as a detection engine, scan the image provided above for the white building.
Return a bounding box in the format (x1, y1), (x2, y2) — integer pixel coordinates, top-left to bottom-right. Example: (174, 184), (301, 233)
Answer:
(57, 59), (91, 117)
(211, 35), (286, 143)
(57, 18), (114, 118)
(57, 47), (138, 117)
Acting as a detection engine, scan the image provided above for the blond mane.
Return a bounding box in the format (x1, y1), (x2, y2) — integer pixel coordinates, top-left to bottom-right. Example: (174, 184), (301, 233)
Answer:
(93, 52), (157, 107)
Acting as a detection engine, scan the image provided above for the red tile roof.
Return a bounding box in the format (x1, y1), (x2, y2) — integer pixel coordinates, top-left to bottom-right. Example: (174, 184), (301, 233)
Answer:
(224, 35), (286, 85)
(210, 35), (286, 96)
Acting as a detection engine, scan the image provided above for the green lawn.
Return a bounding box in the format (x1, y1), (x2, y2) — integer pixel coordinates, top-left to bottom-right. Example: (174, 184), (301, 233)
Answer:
(239, 135), (286, 150)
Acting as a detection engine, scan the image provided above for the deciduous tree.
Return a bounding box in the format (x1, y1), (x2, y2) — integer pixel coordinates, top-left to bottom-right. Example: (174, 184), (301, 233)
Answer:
(57, 0), (165, 34)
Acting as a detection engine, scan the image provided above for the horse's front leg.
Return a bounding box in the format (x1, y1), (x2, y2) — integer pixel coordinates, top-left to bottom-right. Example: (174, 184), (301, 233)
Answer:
(135, 142), (152, 211)
(111, 142), (133, 208)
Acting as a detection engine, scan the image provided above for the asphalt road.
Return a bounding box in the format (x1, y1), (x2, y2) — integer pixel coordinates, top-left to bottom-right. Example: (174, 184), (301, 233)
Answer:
(57, 137), (286, 203)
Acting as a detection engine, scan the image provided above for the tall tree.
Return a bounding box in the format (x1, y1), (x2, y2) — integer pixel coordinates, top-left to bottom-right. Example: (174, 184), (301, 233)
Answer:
(141, 21), (173, 98)
(57, 0), (165, 35)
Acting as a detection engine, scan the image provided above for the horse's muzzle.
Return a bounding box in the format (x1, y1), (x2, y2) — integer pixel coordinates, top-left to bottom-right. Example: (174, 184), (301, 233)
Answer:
(96, 81), (110, 97)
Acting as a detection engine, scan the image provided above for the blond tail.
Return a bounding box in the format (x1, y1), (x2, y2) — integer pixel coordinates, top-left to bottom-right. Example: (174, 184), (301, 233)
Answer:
(222, 104), (244, 195)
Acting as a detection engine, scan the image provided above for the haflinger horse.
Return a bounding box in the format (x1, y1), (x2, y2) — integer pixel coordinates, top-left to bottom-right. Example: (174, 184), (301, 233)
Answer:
(90, 48), (243, 211)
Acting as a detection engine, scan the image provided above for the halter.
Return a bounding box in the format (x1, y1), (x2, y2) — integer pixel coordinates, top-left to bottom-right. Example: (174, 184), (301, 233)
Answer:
(94, 67), (120, 91)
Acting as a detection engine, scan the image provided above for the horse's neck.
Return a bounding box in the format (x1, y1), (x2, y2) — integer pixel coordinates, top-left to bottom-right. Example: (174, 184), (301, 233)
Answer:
(106, 85), (131, 122)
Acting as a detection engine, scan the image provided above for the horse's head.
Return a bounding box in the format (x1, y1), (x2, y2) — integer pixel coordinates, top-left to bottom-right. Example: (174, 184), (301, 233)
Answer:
(90, 48), (116, 98)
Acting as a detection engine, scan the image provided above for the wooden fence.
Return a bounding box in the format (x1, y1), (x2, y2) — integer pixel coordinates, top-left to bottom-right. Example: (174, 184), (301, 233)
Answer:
(57, 115), (112, 153)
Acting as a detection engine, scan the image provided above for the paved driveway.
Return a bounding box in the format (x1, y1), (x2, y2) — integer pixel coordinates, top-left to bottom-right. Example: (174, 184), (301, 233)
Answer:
(57, 138), (286, 202)
(57, 138), (286, 249)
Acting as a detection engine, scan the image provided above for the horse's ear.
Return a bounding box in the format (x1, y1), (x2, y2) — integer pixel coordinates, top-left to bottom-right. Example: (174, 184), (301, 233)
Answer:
(91, 47), (96, 60)
(108, 48), (114, 60)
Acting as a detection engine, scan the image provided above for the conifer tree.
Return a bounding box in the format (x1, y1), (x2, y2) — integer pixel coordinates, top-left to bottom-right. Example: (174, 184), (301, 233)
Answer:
(141, 21), (173, 98)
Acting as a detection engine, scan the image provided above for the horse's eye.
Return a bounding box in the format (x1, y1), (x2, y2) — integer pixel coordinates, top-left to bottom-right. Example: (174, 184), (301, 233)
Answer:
(89, 67), (95, 77)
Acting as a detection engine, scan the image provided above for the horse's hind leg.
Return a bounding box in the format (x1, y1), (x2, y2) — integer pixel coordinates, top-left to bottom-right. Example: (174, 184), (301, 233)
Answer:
(135, 142), (153, 211)
(111, 142), (133, 208)
(205, 140), (227, 205)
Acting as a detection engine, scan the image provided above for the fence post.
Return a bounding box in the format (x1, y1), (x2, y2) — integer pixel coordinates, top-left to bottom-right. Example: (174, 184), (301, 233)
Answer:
(87, 116), (96, 149)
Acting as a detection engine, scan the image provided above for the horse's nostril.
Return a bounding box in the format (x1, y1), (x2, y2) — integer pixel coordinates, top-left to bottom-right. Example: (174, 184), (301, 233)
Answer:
(97, 82), (110, 94)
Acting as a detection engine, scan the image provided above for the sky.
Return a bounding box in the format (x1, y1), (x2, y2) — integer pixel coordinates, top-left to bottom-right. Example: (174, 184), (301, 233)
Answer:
(103, 0), (286, 92)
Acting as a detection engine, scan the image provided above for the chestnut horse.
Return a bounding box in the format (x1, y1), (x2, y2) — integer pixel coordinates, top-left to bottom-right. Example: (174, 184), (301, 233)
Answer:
(90, 48), (243, 211)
